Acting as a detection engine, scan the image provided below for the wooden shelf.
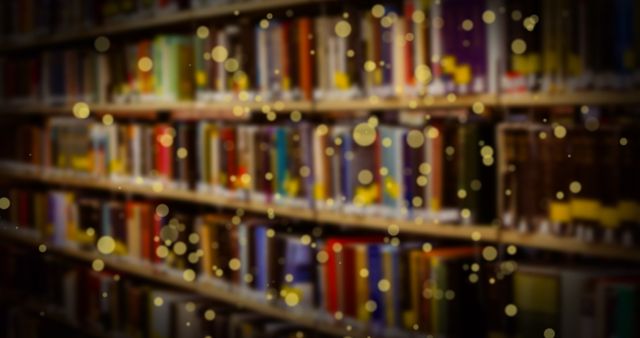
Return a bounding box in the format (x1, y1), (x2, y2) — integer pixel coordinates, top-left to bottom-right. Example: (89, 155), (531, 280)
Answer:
(2, 162), (640, 261)
(500, 230), (640, 262)
(2, 91), (639, 118)
(0, 227), (423, 338)
(0, 0), (329, 52)
(498, 91), (640, 107)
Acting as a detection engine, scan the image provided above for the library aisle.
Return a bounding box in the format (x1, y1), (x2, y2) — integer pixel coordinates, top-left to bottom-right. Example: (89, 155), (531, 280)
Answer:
(0, 0), (639, 337)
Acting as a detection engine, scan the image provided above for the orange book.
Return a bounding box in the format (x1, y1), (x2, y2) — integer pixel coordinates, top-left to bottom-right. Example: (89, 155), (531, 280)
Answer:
(297, 18), (313, 100)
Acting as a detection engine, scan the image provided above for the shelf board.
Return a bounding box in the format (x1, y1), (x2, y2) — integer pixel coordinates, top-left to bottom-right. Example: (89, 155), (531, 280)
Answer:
(500, 230), (640, 262)
(0, 0), (328, 52)
(2, 91), (639, 117)
(498, 91), (640, 107)
(2, 162), (640, 262)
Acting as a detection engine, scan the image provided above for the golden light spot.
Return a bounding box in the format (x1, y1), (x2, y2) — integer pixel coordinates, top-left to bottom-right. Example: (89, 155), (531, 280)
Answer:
(365, 300), (377, 312)
(284, 273), (293, 283)
(553, 125), (567, 139)
(364, 60), (377, 72)
(196, 26), (210, 39)
(224, 58), (239, 72)
(380, 15), (394, 28)
(412, 197), (423, 207)
(507, 245), (517, 255)
(556, 191), (565, 200)
(543, 328), (555, 338)
(138, 57), (153, 72)
(472, 102), (485, 114)
(0, 197), (10, 210)
(346, 49), (355, 57)
(415, 64), (432, 84)
(482, 10), (496, 24)
(159, 133), (173, 147)
(154, 297), (164, 307)
(367, 116), (379, 127)
(461, 208), (471, 219)
(417, 176), (428, 187)
(412, 10), (425, 24)
(183, 269), (196, 282)
(457, 189), (467, 199)
(569, 181), (582, 194)
(407, 130), (425, 148)
(97, 236), (116, 255)
(353, 123), (376, 146)
(471, 263), (480, 272)
(422, 243), (432, 252)
(300, 234), (312, 245)
(483, 157), (494, 166)
(505, 304), (518, 317)
(378, 279), (390, 292)
(204, 309), (216, 321)
(299, 166), (310, 178)
(284, 292), (300, 307)
(620, 137), (628, 146)
(462, 19), (474, 31)
(259, 19), (270, 29)
(38, 244), (47, 253)
(92, 259), (105, 272)
(332, 243), (343, 253)
(523, 16), (536, 31)
(173, 242), (187, 255)
(72, 102), (90, 119)
(468, 273), (479, 283)
(379, 167), (389, 176)
(229, 258), (241, 271)
(211, 46), (229, 63)
(265, 172), (274, 181)
(471, 231), (482, 241)
(358, 170), (374, 185)
(481, 145), (494, 157)
(426, 126), (440, 139)
(539, 131), (547, 140)
(387, 224), (400, 236)
(482, 246), (498, 261)
(371, 4), (385, 18)
(511, 39), (527, 55)
(177, 147), (188, 159)
(156, 204), (169, 217)
(471, 179), (482, 191)
(156, 245), (169, 258)
(335, 20), (352, 38)
(94, 36), (110, 52)
(290, 110), (302, 122)
(511, 10), (522, 21)
(359, 268), (369, 278)
(316, 250), (329, 264)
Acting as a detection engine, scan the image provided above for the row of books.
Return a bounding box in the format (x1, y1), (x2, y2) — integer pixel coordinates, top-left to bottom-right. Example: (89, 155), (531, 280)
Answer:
(0, 0), (240, 42)
(2, 197), (640, 337)
(499, 120), (640, 247)
(3, 0), (640, 104)
(0, 248), (333, 338)
(7, 116), (495, 223)
(0, 186), (485, 335)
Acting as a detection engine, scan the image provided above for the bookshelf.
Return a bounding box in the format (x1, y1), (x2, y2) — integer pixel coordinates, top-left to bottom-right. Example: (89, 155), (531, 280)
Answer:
(2, 162), (639, 262)
(2, 1), (640, 337)
(0, 227), (420, 338)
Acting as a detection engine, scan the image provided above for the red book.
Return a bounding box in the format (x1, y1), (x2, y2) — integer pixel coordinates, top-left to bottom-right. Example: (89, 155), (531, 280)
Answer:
(152, 212), (163, 263)
(404, 1), (415, 86)
(154, 124), (173, 180)
(139, 203), (152, 261)
(220, 127), (237, 189)
(324, 236), (382, 314)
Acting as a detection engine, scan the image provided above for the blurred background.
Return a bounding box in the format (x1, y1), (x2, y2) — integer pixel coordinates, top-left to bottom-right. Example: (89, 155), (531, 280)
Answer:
(0, 0), (639, 337)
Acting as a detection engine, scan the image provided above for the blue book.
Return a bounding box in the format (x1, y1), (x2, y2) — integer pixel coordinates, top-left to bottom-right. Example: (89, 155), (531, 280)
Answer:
(275, 127), (288, 197)
(253, 226), (269, 291)
(367, 244), (385, 325)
